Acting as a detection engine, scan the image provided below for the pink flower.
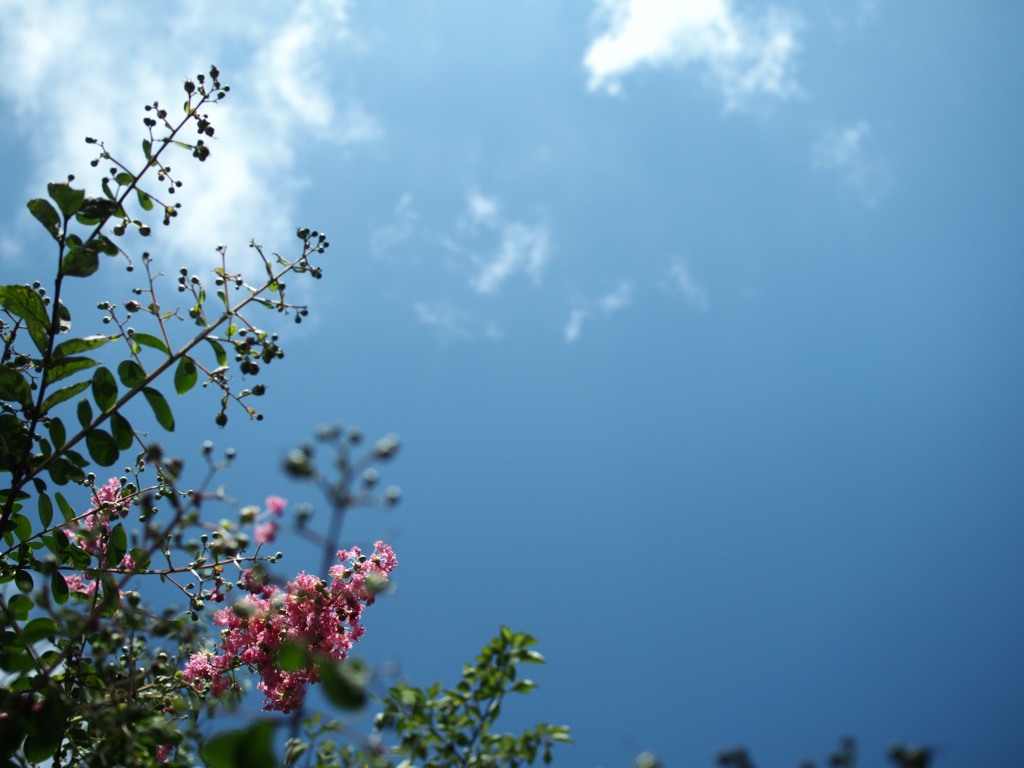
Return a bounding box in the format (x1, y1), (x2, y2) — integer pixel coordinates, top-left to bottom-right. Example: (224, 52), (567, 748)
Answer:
(184, 543), (397, 712)
(155, 745), (172, 763)
(266, 496), (287, 516)
(254, 520), (278, 545)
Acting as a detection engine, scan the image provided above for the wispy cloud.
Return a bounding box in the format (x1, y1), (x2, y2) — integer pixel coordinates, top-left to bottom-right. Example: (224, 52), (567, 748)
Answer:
(583, 0), (802, 110)
(564, 279), (634, 343)
(371, 193), (421, 258)
(413, 301), (475, 340)
(0, 0), (380, 268)
(812, 120), (892, 206)
(666, 260), (709, 310)
(455, 190), (551, 296)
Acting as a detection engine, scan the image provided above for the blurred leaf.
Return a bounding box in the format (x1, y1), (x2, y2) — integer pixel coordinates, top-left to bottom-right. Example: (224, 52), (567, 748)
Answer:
(277, 642), (309, 673)
(55, 492), (74, 522)
(319, 659), (368, 711)
(201, 721), (277, 768)
(21, 618), (57, 645)
(14, 571), (33, 593)
(105, 524), (127, 568)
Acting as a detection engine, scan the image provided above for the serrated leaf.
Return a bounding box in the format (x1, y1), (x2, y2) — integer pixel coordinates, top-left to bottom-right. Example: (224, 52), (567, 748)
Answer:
(85, 428), (119, 466)
(142, 387), (174, 431)
(174, 357), (198, 394)
(0, 284), (51, 355)
(110, 411), (134, 450)
(44, 355), (99, 385)
(53, 334), (117, 359)
(117, 359), (146, 388)
(47, 182), (85, 218)
(91, 367), (118, 412)
(0, 366), (32, 407)
(27, 198), (61, 240)
(132, 333), (169, 355)
(40, 380), (90, 414)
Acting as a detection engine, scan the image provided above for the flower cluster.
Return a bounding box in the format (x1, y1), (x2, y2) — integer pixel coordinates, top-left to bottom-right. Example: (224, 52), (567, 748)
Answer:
(240, 494), (287, 546)
(182, 541), (397, 712)
(61, 479), (131, 595)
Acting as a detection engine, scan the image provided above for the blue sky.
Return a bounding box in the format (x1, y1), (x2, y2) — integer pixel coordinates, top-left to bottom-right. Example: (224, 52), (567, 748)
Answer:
(2, 1), (1023, 765)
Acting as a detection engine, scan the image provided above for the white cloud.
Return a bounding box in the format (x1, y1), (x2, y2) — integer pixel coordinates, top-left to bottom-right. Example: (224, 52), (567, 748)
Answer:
(471, 222), (551, 295)
(812, 120), (892, 206)
(371, 193), (420, 258)
(0, 0), (380, 269)
(599, 280), (634, 312)
(583, 0), (802, 110)
(564, 309), (588, 343)
(413, 301), (474, 340)
(456, 191), (550, 296)
(466, 189), (501, 224)
(563, 279), (635, 343)
(667, 261), (709, 310)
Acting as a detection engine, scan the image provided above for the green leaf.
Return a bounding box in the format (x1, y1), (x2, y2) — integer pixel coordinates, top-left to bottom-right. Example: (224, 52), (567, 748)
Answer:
(7, 594), (32, 620)
(277, 642), (310, 673)
(132, 332), (169, 355)
(143, 387), (174, 431)
(201, 721), (277, 768)
(48, 417), (66, 449)
(115, 172), (133, 186)
(53, 334), (117, 359)
(61, 243), (99, 277)
(0, 284), (50, 355)
(110, 412), (134, 451)
(38, 494), (53, 529)
(51, 571), (68, 605)
(27, 198), (61, 240)
(105, 524), (127, 568)
(174, 357), (198, 394)
(0, 366), (32, 407)
(40, 380), (90, 414)
(14, 571), (33, 593)
(207, 338), (227, 367)
(136, 188), (154, 211)
(117, 359), (146, 388)
(77, 398), (93, 429)
(55, 493), (74, 522)
(91, 367), (118, 411)
(75, 197), (119, 222)
(21, 618), (57, 646)
(318, 659), (368, 711)
(85, 429), (119, 466)
(142, 139), (152, 160)
(44, 355), (99, 386)
(47, 182), (85, 218)
(99, 574), (120, 616)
